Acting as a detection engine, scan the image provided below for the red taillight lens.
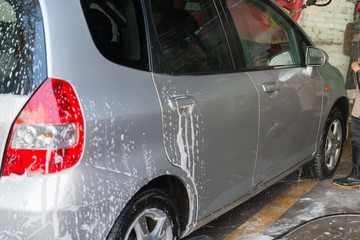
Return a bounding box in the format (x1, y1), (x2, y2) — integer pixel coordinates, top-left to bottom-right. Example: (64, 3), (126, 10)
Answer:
(2, 78), (84, 176)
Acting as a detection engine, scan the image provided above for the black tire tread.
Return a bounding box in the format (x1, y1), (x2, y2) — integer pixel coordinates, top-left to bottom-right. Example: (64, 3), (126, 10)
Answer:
(304, 108), (345, 180)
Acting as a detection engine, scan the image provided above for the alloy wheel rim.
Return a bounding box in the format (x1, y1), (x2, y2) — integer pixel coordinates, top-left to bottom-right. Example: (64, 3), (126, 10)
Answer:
(124, 208), (173, 240)
(325, 119), (342, 171)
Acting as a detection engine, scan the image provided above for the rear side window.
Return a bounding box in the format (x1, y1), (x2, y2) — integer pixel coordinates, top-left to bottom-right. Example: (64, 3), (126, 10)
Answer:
(150, 0), (233, 74)
(0, 0), (46, 95)
(81, 0), (149, 71)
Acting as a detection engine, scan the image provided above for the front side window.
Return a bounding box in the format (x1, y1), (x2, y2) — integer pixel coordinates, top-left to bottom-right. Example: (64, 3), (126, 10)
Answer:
(81, 0), (149, 71)
(150, 0), (233, 74)
(0, 0), (46, 95)
(226, 0), (301, 68)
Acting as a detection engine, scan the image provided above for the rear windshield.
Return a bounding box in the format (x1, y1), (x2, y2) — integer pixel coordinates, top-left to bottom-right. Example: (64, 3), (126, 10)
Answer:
(0, 0), (46, 95)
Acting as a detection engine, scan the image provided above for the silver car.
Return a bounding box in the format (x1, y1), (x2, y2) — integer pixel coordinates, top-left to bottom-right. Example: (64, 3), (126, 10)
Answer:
(0, 0), (348, 239)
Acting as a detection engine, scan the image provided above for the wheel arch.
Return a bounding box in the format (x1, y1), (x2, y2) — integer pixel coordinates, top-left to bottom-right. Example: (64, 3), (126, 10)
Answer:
(145, 175), (190, 235)
(303, 96), (349, 179)
(107, 174), (191, 238)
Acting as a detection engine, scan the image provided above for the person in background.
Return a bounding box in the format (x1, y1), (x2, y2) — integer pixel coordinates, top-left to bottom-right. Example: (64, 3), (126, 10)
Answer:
(333, 57), (360, 188)
(333, 3), (360, 188)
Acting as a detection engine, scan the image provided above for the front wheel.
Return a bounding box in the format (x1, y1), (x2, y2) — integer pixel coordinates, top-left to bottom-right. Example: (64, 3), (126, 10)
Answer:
(304, 108), (345, 179)
(107, 188), (180, 240)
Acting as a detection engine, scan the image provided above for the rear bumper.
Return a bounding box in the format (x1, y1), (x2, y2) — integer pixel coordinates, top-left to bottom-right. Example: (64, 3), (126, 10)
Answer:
(0, 165), (133, 239)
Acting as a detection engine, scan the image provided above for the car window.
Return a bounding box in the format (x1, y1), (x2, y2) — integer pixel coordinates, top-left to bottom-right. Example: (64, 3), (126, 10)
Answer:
(298, 30), (312, 61)
(150, 0), (233, 74)
(226, 0), (301, 68)
(0, 0), (46, 95)
(81, 0), (149, 71)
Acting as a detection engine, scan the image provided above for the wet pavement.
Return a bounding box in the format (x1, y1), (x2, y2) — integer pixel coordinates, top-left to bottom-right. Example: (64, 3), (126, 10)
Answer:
(185, 135), (360, 239)
(279, 214), (360, 239)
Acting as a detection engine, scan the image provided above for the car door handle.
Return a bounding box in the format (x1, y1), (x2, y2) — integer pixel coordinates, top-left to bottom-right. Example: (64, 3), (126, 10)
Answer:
(262, 82), (280, 93)
(168, 95), (197, 110)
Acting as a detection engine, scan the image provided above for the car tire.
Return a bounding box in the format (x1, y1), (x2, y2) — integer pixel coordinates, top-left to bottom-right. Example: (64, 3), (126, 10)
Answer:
(304, 108), (345, 179)
(107, 188), (180, 240)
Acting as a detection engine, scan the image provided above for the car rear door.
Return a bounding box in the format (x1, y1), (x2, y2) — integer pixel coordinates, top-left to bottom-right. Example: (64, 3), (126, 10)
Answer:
(224, 0), (323, 185)
(145, 0), (259, 219)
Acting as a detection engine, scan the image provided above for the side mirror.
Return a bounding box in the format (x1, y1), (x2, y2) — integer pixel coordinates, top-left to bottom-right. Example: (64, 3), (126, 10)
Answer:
(306, 46), (329, 66)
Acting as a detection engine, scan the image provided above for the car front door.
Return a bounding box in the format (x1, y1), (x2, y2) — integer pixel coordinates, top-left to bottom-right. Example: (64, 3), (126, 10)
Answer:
(225, 0), (323, 185)
(146, 0), (259, 219)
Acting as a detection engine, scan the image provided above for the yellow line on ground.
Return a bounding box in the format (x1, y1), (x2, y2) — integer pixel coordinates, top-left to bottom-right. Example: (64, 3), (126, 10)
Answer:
(223, 179), (319, 240)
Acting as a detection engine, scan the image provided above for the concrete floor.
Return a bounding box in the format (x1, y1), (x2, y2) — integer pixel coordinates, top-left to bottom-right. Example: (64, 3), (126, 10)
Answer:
(185, 136), (360, 239)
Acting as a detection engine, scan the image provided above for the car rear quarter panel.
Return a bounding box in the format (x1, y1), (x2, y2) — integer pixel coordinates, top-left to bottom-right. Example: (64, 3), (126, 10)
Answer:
(0, 0), (200, 238)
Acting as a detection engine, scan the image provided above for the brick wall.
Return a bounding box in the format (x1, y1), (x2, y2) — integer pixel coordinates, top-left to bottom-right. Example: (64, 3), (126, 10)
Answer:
(298, 0), (355, 87)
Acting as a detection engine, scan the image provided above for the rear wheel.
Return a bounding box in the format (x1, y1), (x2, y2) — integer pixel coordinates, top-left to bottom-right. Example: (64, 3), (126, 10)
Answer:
(304, 108), (345, 179)
(107, 188), (180, 240)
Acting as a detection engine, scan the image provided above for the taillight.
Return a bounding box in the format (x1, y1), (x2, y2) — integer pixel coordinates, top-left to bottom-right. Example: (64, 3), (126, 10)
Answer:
(2, 78), (84, 176)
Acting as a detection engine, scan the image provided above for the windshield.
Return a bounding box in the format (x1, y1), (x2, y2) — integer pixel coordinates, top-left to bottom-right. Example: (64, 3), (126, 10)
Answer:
(0, 0), (46, 95)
